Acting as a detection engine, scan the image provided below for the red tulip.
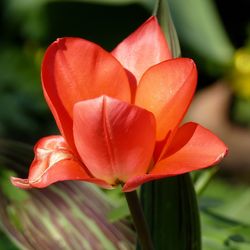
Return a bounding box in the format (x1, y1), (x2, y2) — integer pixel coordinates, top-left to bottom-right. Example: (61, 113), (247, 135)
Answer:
(11, 17), (227, 192)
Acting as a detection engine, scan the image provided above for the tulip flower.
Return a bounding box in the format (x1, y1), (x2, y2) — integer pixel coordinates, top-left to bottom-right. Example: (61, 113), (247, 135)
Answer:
(11, 16), (227, 192)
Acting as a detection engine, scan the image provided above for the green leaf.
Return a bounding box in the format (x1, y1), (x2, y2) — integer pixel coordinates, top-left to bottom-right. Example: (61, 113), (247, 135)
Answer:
(107, 204), (130, 222)
(200, 179), (250, 250)
(0, 181), (136, 250)
(0, 230), (19, 250)
(194, 166), (219, 195)
(140, 174), (201, 250)
(153, 0), (181, 58)
(167, 0), (235, 73)
(0, 169), (30, 203)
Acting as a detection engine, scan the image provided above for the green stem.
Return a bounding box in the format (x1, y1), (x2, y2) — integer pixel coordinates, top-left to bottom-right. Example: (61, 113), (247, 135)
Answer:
(125, 191), (154, 250)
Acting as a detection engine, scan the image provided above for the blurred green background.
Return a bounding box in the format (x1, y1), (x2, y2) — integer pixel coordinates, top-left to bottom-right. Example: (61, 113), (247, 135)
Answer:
(0, 0), (250, 249)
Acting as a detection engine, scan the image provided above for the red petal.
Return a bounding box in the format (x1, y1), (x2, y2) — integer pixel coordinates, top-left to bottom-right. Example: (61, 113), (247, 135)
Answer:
(112, 16), (171, 84)
(42, 38), (131, 150)
(73, 96), (156, 185)
(152, 122), (228, 174)
(136, 58), (197, 141)
(11, 136), (110, 189)
(122, 174), (165, 192)
(123, 122), (228, 192)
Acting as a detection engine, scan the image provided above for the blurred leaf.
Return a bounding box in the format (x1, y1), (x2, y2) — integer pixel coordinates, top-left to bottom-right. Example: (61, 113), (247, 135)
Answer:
(0, 46), (54, 141)
(0, 180), (136, 250)
(0, 169), (30, 202)
(4, 0), (48, 41)
(194, 166), (219, 195)
(154, 0), (181, 57)
(200, 179), (250, 250)
(105, 187), (130, 222)
(0, 231), (19, 250)
(201, 180), (250, 224)
(108, 204), (130, 223)
(231, 97), (250, 128)
(167, 0), (235, 74)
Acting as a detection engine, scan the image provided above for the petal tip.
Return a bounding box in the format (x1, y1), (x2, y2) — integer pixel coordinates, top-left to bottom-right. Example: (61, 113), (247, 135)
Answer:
(215, 146), (229, 163)
(55, 37), (64, 43)
(10, 177), (32, 189)
(53, 37), (68, 50)
(147, 15), (158, 24)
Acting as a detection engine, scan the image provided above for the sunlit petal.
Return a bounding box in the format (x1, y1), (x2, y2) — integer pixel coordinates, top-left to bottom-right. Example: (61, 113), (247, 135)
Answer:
(112, 16), (171, 84)
(136, 58), (197, 140)
(123, 122), (228, 192)
(42, 38), (131, 150)
(153, 122), (228, 174)
(73, 96), (156, 185)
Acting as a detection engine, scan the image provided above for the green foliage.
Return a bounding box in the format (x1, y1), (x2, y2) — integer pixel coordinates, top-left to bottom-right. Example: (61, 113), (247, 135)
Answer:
(0, 173), (135, 250)
(154, 0), (181, 58)
(105, 187), (130, 222)
(0, 231), (19, 250)
(0, 46), (54, 142)
(231, 97), (250, 127)
(140, 175), (201, 250)
(0, 169), (30, 203)
(108, 203), (130, 223)
(168, 0), (235, 75)
(200, 179), (250, 250)
(194, 167), (219, 195)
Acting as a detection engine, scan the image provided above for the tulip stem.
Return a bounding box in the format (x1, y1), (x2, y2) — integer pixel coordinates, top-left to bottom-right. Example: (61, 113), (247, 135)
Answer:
(125, 190), (154, 250)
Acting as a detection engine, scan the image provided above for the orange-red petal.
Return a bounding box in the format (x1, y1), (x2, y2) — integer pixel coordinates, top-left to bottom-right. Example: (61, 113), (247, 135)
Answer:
(73, 96), (156, 185)
(112, 16), (171, 84)
(42, 38), (131, 150)
(123, 122), (228, 192)
(136, 58), (197, 141)
(11, 136), (111, 189)
(122, 174), (166, 192)
(153, 122), (228, 174)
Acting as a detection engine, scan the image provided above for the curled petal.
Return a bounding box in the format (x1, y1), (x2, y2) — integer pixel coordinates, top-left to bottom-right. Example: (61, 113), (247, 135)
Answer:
(42, 38), (131, 150)
(136, 58), (197, 140)
(10, 178), (31, 189)
(123, 122), (228, 192)
(11, 136), (110, 189)
(73, 96), (156, 185)
(112, 16), (171, 84)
